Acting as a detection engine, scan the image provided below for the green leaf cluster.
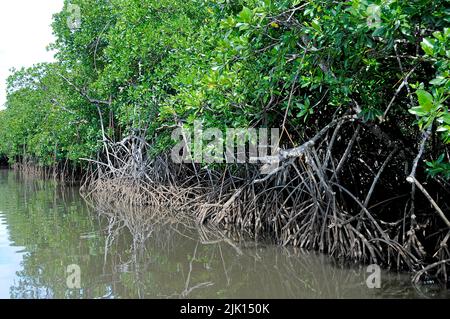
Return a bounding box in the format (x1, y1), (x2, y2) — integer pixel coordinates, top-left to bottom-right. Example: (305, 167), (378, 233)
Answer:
(0, 0), (448, 178)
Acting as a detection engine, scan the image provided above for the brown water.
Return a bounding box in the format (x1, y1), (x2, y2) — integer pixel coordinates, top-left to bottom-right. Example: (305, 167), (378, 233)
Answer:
(0, 169), (448, 299)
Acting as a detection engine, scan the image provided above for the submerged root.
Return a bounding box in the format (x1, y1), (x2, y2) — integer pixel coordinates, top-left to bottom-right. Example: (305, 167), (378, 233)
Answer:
(13, 159), (81, 184)
(81, 120), (450, 286)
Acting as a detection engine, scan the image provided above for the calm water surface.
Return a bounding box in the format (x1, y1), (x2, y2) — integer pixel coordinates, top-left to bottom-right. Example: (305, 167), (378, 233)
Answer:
(0, 169), (448, 299)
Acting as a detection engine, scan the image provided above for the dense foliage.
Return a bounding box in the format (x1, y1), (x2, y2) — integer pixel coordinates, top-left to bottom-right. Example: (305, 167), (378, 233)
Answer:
(0, 0), (448, 176)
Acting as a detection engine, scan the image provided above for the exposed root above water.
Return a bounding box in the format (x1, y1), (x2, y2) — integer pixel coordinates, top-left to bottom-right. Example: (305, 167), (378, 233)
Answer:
(81, 117), (450, 286)
(13, 159), (81, 184)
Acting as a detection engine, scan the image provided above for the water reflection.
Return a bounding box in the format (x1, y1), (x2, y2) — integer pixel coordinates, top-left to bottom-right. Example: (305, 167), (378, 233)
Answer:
(0, 170), (448, 299)
(0, 213), (26, 298)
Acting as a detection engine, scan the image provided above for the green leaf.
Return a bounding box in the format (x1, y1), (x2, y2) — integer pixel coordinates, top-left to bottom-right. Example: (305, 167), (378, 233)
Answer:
(429, 77), (447, 86)
(416, 90), (434, 112)
(238, 7), (253, 24)
(442, 113), (450, 125)
(372, 27), (385, 37)
(421, 38), (434, 55)
(408, 106), (427, 116)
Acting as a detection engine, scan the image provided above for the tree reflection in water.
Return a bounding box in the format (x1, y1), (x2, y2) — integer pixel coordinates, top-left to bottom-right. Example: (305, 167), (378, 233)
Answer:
(0, 170), (447, 299)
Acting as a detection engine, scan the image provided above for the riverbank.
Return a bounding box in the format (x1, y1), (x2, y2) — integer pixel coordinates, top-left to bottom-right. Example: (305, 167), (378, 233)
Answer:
(79, 123), (450, 288)
(5, 115), (450, 288)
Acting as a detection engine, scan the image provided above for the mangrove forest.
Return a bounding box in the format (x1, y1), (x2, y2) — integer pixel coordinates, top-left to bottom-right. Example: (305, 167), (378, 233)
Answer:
(0, 0), (450, 294)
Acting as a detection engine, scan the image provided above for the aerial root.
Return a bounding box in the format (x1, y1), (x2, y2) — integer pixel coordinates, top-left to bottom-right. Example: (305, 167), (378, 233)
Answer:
(81, 119), (449, 285)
